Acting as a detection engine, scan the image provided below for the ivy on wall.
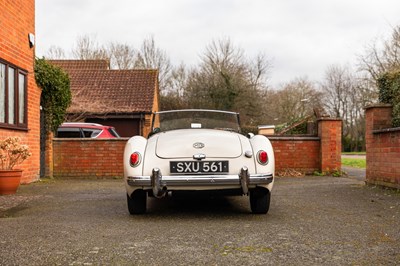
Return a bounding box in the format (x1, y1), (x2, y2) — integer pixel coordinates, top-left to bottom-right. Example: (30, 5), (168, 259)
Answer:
(377, 71), (400, 127)
(34, 58), (71, 132)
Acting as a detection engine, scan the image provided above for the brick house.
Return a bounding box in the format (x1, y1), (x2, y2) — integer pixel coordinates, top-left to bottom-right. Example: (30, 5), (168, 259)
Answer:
(49, 60), (159, 137)
(0, 0), (41, 183)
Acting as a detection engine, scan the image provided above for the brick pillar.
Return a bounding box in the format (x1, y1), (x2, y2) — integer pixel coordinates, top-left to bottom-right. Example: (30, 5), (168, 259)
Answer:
(365, 104), (393, 183)
(365, 104), (393, 131)
(142, 114), (152, 137)
(45, 132), (54, 177)
(318, 118), (342, 173)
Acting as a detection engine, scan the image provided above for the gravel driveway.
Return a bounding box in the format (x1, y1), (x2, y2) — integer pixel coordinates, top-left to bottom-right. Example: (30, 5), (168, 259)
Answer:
(0, 176), (399, 265)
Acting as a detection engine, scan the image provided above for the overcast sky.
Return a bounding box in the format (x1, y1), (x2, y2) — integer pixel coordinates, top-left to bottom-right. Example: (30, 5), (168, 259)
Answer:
(36, 0), (400, 87)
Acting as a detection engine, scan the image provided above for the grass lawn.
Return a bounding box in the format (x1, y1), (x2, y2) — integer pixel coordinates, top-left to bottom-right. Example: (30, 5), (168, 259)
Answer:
(341, 158), (366, 168)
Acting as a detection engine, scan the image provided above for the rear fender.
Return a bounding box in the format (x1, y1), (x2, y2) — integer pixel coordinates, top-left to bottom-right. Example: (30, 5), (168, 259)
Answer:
(124, 136), (147, 179)
(249, 135), (275, 178)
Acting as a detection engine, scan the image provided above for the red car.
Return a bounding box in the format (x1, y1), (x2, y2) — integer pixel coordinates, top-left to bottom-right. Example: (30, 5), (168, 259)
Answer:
(56, 122), (120, 138)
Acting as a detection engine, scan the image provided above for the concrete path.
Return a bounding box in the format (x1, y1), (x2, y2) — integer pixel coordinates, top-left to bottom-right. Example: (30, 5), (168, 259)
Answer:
(341, 154), (366, 160)
(342, 166), (366, 182)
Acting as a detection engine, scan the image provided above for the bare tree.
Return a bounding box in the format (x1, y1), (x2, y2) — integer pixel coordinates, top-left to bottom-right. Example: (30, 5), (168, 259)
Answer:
(321, 65), (352, 118)
(166, 63), (188, 97)
(46, 45), (66, 59)
(248, 53), (270, 91)
(160, 63), (189, 110)
(265, 77), (322, 125)
(183, 38), (271, 127)
(108, 42), (136, 69)
(359, 25), (400, 82)
(134, 36), (172, 93)
(71, 34), (108, 60)
(321, 64), (372, 151)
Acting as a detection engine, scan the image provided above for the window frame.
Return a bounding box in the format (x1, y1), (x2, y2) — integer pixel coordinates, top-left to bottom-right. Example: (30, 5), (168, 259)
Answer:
(0, 58), (28, 130)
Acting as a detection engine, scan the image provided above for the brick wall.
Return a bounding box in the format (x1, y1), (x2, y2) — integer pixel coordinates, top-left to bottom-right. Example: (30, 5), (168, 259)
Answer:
(0, 0), (41, 183)
(54, 137), (322, 178)
(268, 118), (342, 174)
(53, 138), (127, 178)
(365, 105), (400, 189)
(52, 119), (342, 178)
(269, 137), (320, 174)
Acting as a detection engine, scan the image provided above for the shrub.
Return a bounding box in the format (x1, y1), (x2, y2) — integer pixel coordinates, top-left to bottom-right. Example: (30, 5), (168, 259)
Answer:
(0, 137), (31, 170)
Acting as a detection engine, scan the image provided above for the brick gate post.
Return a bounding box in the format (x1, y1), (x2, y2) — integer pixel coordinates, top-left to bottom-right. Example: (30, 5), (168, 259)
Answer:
(365, 104), (396, 187)
(318, 118), (342, 173)
(45, 132), (54, 178)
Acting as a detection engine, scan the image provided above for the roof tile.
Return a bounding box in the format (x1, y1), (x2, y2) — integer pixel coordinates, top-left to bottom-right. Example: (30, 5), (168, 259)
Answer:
(49, 60), (158, 114)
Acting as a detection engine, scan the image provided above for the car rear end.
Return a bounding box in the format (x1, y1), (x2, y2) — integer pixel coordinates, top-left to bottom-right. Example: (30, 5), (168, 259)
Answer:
(124, 129), (274, 213)
(124, 109), (275, 214)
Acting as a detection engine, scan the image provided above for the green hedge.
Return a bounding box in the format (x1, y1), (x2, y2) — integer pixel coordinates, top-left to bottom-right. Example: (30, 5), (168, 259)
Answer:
(377, 71), (400, 127)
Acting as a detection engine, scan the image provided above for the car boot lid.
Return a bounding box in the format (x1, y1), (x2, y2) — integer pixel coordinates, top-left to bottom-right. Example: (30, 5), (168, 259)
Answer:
(155, 129), (243, 159)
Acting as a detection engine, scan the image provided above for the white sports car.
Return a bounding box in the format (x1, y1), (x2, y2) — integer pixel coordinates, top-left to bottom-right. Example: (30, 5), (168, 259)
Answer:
(124, 109), (275, 214)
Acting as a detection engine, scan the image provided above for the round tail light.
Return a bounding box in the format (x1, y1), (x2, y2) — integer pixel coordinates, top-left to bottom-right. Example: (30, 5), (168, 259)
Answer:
(130, 152), (141, 167)
(257, 150), (268, 165)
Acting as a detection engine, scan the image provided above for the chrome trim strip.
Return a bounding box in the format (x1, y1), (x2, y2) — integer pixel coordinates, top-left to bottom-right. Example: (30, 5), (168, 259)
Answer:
(155, 109), (239, 115)
(127, 173), (273, 187)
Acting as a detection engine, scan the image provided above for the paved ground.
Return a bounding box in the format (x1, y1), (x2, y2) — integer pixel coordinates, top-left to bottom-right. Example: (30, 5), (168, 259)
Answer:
(0, 175), (399, 265)
(341, 154), (366, 160)
(341, 154), (366, 182)
(342, 166), (366, 182)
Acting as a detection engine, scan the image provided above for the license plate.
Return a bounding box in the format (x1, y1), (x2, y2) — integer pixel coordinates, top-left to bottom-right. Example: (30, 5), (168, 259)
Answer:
(170, 161), (229, 174)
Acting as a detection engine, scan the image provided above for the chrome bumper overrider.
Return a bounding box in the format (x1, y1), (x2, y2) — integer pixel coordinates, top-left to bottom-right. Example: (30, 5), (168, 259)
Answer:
(127, 167), (273, 197)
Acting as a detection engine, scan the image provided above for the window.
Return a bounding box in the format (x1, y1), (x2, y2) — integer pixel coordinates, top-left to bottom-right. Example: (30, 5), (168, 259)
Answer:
(0, 59), (27, 129)
(56, 128), (82, 138)
(108, 128), (120, 138)
(82, 128), (102, 138)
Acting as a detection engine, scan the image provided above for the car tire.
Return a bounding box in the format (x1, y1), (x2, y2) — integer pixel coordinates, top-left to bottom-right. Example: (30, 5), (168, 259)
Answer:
(250, 187), (270, 214)
(127, 190), (147, 214)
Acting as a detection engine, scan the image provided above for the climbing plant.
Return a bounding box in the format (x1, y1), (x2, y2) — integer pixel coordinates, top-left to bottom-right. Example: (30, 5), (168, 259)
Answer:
(377, 71), (400, 127)
(34, 58), (71, 132)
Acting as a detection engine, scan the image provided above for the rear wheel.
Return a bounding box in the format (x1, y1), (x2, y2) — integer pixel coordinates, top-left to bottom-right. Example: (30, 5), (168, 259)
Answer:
(127, 190), (147, 214)
(250, 187), (270, 214)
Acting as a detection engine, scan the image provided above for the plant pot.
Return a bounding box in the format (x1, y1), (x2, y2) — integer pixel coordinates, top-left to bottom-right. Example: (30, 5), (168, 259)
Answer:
(0, 170), (23, 195)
